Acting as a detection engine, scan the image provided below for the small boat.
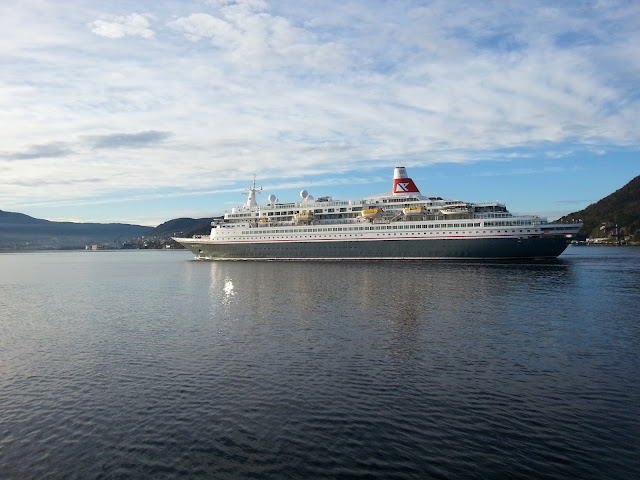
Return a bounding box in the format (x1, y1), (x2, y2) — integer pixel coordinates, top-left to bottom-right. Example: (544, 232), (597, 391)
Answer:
(294, 212), (314, 224)
(403, 206), (427, 216)
(440, 203), (473, 215)
(361, 207), (384, 219)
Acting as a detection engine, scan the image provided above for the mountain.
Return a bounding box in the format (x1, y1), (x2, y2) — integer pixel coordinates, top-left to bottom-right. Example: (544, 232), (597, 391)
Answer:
(0, 210), (153, 250)
(0, 210), (50, 225)
(555, 175), (640, 240)
(149, 217), (213, 237)
(131, 217), (218, 249)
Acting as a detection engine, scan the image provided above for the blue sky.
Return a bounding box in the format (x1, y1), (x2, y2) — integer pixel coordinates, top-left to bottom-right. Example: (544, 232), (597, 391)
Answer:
(1, 0), (638, 226)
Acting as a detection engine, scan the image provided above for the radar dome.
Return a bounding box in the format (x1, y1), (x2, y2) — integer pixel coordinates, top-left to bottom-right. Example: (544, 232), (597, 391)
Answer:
(300, 189), (309, 199)
(268, 194), (276, 204)
(306, 195), (314, 201)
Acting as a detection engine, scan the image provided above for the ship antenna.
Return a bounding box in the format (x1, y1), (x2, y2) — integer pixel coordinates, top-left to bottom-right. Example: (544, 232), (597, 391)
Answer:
(244, 174), (262, 208)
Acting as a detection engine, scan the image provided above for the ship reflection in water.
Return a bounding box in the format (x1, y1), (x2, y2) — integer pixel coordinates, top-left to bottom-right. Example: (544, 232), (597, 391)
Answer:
(207, 259), (579, 368)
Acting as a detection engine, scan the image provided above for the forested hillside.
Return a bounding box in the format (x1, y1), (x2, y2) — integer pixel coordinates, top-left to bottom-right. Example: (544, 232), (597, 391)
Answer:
(0, 210), (152, 250)
(556, 175), (640, 239)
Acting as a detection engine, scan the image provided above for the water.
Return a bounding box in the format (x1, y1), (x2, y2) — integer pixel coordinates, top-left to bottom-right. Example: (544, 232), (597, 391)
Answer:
(0, 246), (638, 479)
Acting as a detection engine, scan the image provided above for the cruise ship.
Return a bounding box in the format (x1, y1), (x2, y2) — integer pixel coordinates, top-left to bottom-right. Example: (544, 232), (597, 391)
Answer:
(174, 167), (581, 260)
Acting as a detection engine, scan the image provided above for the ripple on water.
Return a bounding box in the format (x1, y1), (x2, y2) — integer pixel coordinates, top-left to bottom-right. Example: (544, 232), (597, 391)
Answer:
(0, 249), (638, 479)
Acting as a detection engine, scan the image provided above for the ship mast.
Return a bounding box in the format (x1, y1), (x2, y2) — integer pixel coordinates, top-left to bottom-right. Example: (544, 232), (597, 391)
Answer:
(244, 175), (261, 209)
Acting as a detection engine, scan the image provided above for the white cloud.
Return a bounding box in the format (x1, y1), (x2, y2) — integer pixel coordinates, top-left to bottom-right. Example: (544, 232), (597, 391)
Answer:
(206, 0), (269, 12)
(90, 13), (155, 39)
(168, 5), (347, 70)
(168, 13), (236, 43)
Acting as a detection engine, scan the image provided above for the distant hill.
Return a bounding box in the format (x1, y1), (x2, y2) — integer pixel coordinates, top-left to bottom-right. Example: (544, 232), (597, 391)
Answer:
(137, 217), (218, 249)
(0, 210), (50, 225)
(150, 217), (213, 237)
(555, 175), (640, 239)
(0, 210), (153, 250)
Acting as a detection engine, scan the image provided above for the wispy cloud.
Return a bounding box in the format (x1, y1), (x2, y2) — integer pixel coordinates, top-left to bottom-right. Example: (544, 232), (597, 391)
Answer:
(6, 143), (73, 160)
(88, 131), (172, 149)
(89, 13), (155, 39)
(474, 166), (570, 177)
(167, 3), (347, 71)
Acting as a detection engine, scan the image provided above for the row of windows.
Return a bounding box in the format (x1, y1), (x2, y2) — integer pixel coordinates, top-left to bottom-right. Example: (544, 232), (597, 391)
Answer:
(485, 220), (535, 226)
(229, 202), (472, 218)
(229, 207), (360, 218)
(237, 222), (496, 235)
(217, 229), (536, 241)
(228, 207), (518, 220)
(260, 200), (350, 211)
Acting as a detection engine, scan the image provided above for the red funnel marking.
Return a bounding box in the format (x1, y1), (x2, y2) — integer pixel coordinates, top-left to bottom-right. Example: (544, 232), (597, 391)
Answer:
(393, 177), (420, 194)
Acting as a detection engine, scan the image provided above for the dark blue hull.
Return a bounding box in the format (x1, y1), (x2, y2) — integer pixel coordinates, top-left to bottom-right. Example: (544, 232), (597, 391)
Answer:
(178, 235), (572, 260)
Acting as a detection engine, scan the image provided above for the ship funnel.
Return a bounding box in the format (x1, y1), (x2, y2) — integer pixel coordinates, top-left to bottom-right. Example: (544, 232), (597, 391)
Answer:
(392, 167), (420, 195)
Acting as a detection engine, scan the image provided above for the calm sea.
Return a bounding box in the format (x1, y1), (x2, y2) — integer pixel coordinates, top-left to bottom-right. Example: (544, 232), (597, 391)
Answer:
(0, 246), (638, 479)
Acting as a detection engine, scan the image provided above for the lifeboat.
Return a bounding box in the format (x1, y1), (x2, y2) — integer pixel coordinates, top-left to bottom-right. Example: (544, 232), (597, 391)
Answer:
(403, 206), (427, 216)
(440, 203), (472, 215)
(294, 212), (314, 224)
(361, 207), (384, 219)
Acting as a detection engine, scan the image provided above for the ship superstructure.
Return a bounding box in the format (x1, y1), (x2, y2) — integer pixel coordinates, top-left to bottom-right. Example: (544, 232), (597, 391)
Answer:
(174, 167), (581, 260)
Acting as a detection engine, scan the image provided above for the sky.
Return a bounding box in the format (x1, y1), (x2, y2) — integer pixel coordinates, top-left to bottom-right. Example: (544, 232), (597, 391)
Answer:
(1, 0), (639, 226)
